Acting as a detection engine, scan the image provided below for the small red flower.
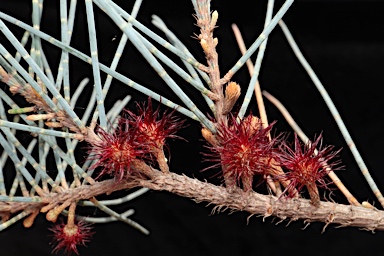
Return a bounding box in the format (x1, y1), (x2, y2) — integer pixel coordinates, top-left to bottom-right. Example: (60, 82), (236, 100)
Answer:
(278, 133), (342, 204)
(87, 99), (185, 179)
(50, 220), (93, 255)
(124, 98), (186, 150)
(88, 120), (145, 182)
(204, 115), (280, 191)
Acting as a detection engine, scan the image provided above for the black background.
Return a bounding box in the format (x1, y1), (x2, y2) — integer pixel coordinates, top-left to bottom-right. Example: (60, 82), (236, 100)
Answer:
(1, 0), (384, 255)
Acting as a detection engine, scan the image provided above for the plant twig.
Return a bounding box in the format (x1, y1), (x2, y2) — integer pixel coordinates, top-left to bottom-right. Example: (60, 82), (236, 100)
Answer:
(2, 171), (383, 231)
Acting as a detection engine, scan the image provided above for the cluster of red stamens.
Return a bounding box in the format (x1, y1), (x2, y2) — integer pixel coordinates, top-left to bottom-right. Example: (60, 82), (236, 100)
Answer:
(87, 98), (185, 181)
(50, 220), (93, 255)
(205, 115), (281, 191)
(124, 99), (186, 151)
(277, 133), (342, 204)
(88, 119), (144, 181)
(204, 114), (342, 203)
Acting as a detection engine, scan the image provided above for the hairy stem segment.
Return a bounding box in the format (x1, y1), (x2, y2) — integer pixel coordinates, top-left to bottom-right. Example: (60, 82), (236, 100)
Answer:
(193, 1), (226, 124)
(2, 170), (384, 232)
(138, 173), (384, 231)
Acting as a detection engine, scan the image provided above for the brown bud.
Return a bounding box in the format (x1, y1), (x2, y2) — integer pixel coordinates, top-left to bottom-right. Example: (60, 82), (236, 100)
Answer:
(362, 201), (374, 209)
(45, 121), (63, 128)
(201, 127), (218, 146)
(210, 10), (218, 29)
(223, 82), (241, 114)
(26, 112), (56, 121)
(46, 208), (60, 223)
(45, 200), (72, 222)
(23, 210), (39, 228)
(200, 39), (210, 54)
(213, 37), (218, 47)
(9, 85), (22, 94)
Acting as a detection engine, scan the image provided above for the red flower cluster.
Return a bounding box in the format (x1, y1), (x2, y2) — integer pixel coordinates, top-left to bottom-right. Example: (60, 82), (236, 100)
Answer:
(88, 119), (144, 181)
(50, 220), (93, 255)
(277, 133), (342, 202)
(205, 115), (281, 191)
(204, 114), (342, 202)
(124, 99), (186, 151)
(87, 98), (185, 181)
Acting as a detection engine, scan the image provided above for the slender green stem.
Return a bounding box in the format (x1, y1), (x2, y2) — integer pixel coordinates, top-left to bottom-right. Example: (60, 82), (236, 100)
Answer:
(40, 47), (55, 84)
(70, 78), (90, 109)
(223, 0), (294, 84)
(59, 0), (71, 102)
(55, 0), (77, 91)
(62, 209), (135, 223)
(30, 0), (43, 76)
(80, 188), (149, 206)
(85, 0), (107, 129)
(0, 120), (82, 139)
(38, 133), (48, 193)
(0, 98), (8, 195)
(0, 164), (5, 196)
(52, 142), (68, 189)
(14, 31), (30, 62)
(0, 211), (30, 232)
(81, 86), (97, 125)
(237, 0), (275, 120)
(90, 197), (149, 235)
(0, 195), (41, 203)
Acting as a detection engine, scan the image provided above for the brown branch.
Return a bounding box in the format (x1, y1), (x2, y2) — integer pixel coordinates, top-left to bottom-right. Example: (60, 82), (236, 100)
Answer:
(194, 2), (226, 123)
(138, 173), (384, 231)
(2, 170), (384, 231)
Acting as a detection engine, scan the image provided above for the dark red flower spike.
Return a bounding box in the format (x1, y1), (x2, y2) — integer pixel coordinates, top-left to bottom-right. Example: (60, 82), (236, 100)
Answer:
(204, 114), (281, 192)
(87, 120), (145, 182)
(124, 98), (185, 149)
(50, 220), (93, 255)
(278, 133), (342, 206)
(124, 98), (186, 173)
